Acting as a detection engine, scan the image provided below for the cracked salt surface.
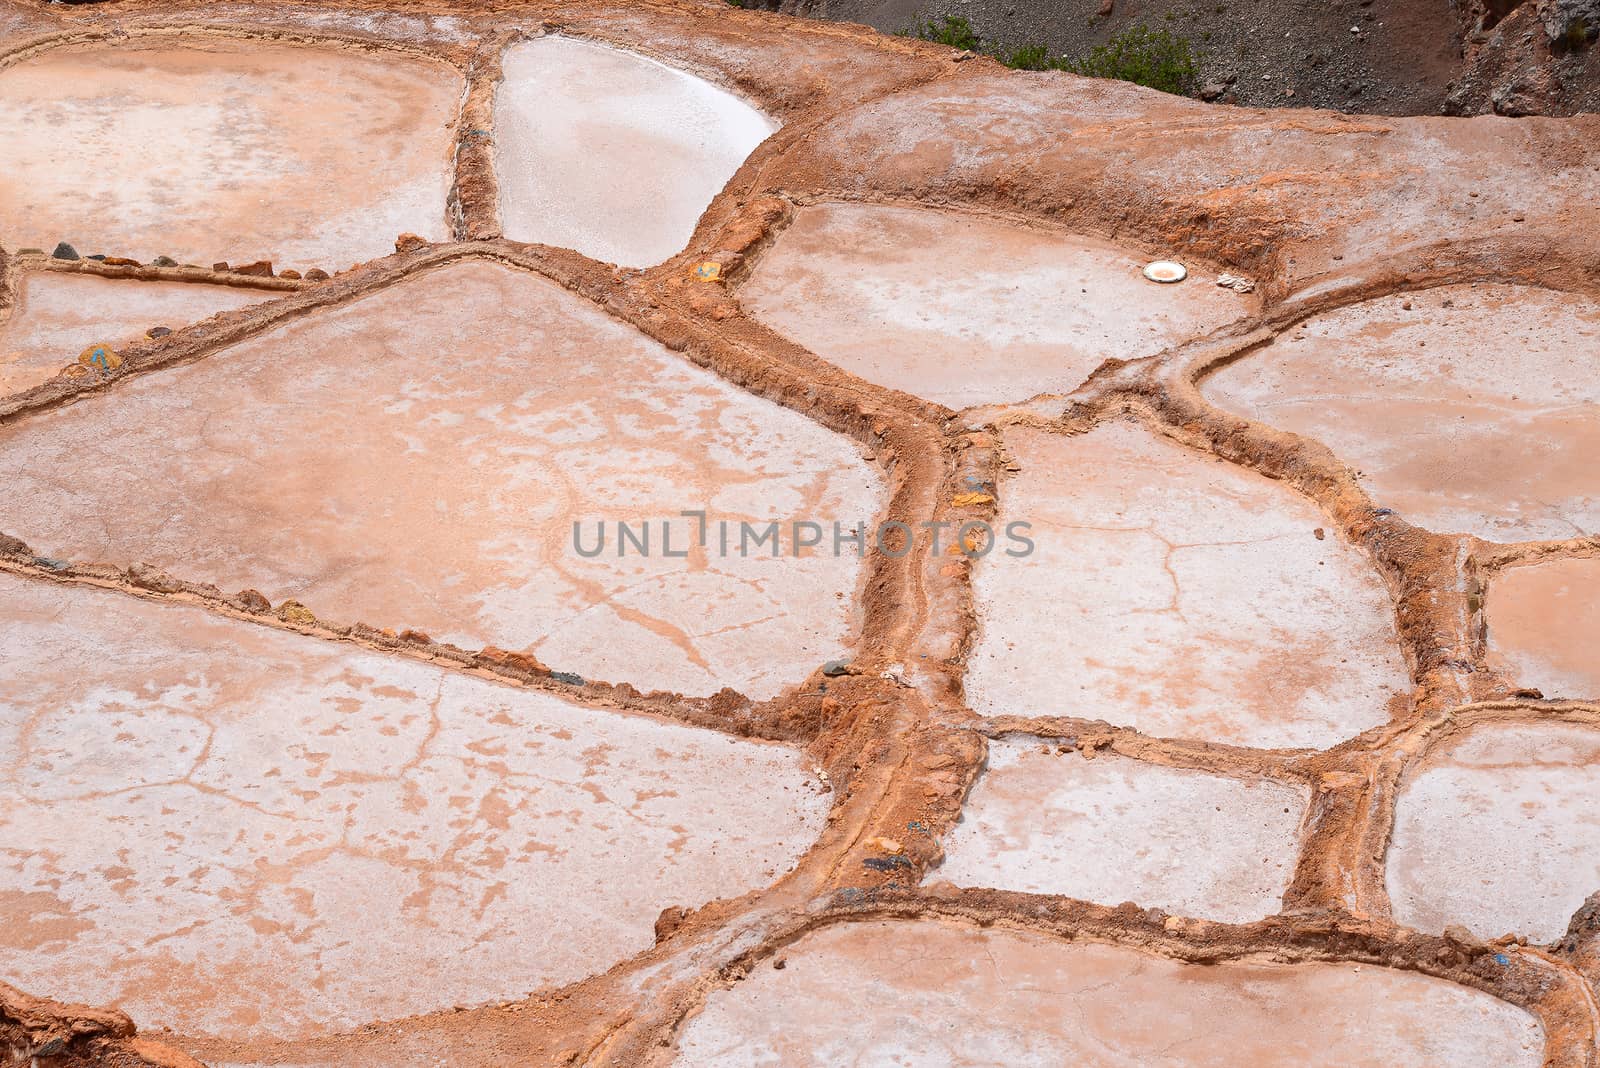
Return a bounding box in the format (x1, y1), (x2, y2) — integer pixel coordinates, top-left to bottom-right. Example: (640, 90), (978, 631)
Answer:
(0, 259), (882, 699)
(0, 572), (828, 1041)
(933, 742), (1306, 923)
(1203, 284), (1600, 542)
(673, 919), (1543, 1066)
(966, 421), (1410, 749)
(740, 202), (1253, 408)
(1387, 721), (1600, 944)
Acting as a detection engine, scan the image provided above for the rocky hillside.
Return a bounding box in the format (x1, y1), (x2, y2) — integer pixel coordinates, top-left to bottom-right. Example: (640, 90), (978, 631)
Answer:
(755, 0), (1598, 114)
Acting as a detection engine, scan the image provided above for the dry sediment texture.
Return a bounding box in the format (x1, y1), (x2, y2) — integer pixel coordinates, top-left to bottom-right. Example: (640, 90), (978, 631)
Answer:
(0, 1), (1596, 1066)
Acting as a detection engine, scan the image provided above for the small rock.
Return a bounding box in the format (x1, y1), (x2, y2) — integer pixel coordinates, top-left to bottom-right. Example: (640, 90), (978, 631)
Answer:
(1215, 272), (1256, 293)
(86, 254), (107, 262)
(654, 905), (687, 942)
(1313, 527), (1326, 540)
(1096, 0), (1113, 14)
(1443, 924), (1487, 952)
(234, 260), (273, 277)
(0, 533), (34, 559)
(212, 262), (231, 272)
(1200, 82), (1228, 100)
(821, 658), (853, 677)
(1492, 67), (1560, 116)
(304, 268), (331, 282)
(146, 326), (173, 339)
(33, 1035), (67, 1058)
(278, 269), (302, 280)
(550, 670), (585, 686)
(51, 241), (80, 260)
(235, 588), (272, 613)
(127, 562), (183, 594)
(152, 255), (178, 267)
(478, 645), (549, 676)
(104, 256), (141, 267)
(395, 232), (428, 253)
(77, 342), (122, 372)
(277, 600), (316, 626)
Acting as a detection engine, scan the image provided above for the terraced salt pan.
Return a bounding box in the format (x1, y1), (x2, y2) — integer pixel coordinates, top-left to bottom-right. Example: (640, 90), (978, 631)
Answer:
(1486, 556), (1600, 699)
(739, 203), (1254, 408)
(0, 259), (881, 699)
(0, 273), (273, 397)
(1387, 721), (1600, 943)
(0, 572), (827, 1041)
(673, 920), (1543, 1066)
(495, 36), (776, 267)
(966, 422), (1409, 748)
(1203, 285), (1600, 542)
(0, 38), (458, 266)
(935, 742), (1305, 923)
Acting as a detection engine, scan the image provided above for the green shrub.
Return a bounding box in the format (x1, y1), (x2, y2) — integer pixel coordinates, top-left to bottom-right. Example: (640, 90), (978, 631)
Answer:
(1565, 16), (1591, 50)
(1002, 43), (1061, 70)
(902, 16), (1067, 70)
(1068, 24), (1198, 94)
(902, 15), (982, 51)
(902, 13), (1199, 91)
